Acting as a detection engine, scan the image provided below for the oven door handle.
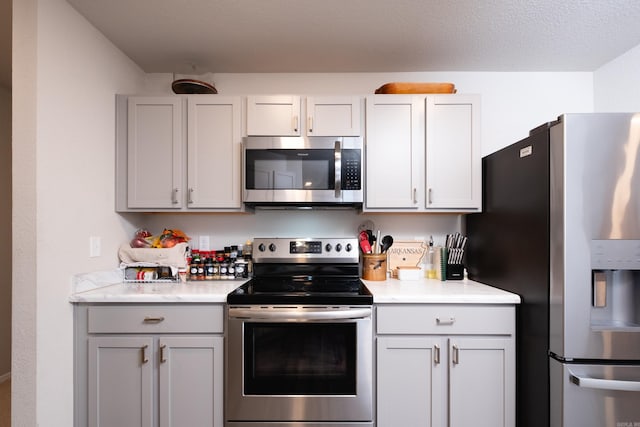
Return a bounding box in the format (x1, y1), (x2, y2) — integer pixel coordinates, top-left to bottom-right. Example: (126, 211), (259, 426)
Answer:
(228, 307), (371, 321)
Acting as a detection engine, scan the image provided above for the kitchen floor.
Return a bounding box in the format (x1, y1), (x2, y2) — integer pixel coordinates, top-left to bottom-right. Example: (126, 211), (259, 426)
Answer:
(0, 378), (9, 427)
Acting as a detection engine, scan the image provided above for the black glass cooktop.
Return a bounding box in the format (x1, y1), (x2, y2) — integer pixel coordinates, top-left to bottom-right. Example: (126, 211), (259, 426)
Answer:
(227, 275), (372, 305)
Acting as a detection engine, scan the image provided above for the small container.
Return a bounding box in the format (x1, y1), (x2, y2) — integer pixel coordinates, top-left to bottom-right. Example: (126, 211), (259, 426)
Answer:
(362, 253), (387, 281)
(234, 259), (247, 279)
(426, 236), (437, 279)
(397, 266), (421, 281)
(219, 262), (229, 279)
(188, 260), (199, 281)
(204, 254), (215, 280)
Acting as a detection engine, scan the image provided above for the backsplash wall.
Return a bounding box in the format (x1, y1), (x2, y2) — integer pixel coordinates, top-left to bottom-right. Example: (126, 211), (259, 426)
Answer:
(136, 211), (461, 251)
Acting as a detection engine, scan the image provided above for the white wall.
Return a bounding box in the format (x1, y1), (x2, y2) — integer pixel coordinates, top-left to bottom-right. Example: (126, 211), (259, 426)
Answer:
(145, 71), (594, 156)
(12, 1), (638, 424)
(594, 43), (640, 112)
(13, 0), (146, 425)
(139, 71), (593, 246)
(0, 85), (10, 378)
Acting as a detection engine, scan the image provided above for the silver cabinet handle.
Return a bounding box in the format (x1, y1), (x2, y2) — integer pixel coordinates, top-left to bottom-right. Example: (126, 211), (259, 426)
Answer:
(143, 316), (165, 323)
(434, 345), (440, 365)
(452, 345), (459, 365)
(436, 317), (455, 325)
(141, 344), (149, 364)
(293, 115), (299, 133)
(188, 188), (194, 204)
(160, 344), (167, 363)
(570, 373), (640, 391)
(428, 188), (433, 204)
(413, 188), (418, 204)
(171, 188), (179, 204)
(334, 140), (342, 198)
(308, 116), (313, 133)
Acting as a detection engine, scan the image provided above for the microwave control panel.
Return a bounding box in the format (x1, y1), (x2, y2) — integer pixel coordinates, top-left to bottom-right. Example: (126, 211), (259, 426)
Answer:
(342, 149), (362, 190)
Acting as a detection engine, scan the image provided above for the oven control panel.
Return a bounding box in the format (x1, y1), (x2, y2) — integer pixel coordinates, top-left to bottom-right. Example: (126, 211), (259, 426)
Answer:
(253, 237), (358, 262)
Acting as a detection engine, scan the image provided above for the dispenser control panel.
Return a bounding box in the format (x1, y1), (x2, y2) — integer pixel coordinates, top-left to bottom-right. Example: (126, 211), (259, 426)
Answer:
(591, 240), (640, 270)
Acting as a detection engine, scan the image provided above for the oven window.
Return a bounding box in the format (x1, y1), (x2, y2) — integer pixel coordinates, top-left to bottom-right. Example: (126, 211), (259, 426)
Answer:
(243, 322), (357, 395)
(245, 149), (334, 190)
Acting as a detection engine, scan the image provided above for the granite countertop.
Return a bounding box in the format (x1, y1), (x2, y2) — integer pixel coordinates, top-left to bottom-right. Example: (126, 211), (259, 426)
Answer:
(69, 269), (246, 303)
(364, 278), (521, 304)
(69, 280), (246, 303)
(70, 270), (520, 304)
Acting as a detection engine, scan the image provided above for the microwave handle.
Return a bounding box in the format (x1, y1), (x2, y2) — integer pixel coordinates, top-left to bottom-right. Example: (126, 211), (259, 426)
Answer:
(335, 140), (341, 198)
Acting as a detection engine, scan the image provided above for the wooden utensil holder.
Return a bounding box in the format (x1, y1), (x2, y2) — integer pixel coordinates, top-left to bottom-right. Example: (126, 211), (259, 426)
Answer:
(362, 253), (387, 281)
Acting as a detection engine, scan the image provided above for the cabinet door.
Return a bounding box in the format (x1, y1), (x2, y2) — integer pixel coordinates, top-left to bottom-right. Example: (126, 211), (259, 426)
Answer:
(425, 95), (481, 210)
(88, 337), (154, 427)
(448, 337), (515, 427)
(187, 96), (242, 208)
(377, 336), (444, 427)
(247, 95), (301, 136)
(306, 96), (361, 136)
(159, 336), (223, 427)
(365, 95), (423, 209)
(127, 97), (183, 208)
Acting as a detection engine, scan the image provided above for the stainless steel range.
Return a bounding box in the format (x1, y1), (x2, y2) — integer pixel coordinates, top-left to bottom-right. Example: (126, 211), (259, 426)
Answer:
(226, 237), (373, 427)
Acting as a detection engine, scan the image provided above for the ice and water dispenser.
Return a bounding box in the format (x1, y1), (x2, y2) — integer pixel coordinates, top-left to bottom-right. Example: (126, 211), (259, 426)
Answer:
(591, 240), (640, 329)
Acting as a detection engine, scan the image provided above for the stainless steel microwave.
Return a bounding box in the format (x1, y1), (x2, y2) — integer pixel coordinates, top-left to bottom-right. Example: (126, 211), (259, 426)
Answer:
(242, 136), (363, 208)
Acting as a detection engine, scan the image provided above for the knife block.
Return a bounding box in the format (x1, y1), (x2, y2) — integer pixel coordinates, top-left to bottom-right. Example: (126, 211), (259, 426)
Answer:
(446, 264), (464, 280)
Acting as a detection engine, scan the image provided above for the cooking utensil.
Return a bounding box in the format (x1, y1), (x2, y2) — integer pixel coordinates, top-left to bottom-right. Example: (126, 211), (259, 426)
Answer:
(366, 230), (376, 247)
(359, 231), (372, 254)
(380, 235), (394, 253)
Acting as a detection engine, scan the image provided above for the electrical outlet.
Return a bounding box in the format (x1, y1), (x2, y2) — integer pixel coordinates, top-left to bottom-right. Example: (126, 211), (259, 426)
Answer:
(89, 236), (101, 257)
(199, 235), (211, 251)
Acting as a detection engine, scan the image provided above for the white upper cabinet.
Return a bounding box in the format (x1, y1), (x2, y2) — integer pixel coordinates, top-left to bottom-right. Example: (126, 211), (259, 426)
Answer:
(246, 95), (362, 137)
(187, 96), (242, 209)
(246, 95), (301, 136)
(425, 95), (481, 211)
(364, 94), (481, 213)
(117, 95), (243, 212)
(119, 92), (478, 213)
(364, 95), (423, 210)
(306, 96), (361, 136)
(126, 97), (183, 209)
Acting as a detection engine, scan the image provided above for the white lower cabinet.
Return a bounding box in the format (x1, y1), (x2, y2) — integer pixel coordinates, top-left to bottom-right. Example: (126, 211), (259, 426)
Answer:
(377, 336), (444, 426)
(88, 336), (154, 427)
(376, 304), (515, 427)
(158, 336), (223, 427)
(76, 304), (224, 427)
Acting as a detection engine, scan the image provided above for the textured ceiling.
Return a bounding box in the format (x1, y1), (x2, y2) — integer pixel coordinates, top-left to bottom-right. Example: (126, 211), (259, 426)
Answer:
(3, 0), (640, 90)
(64, 0), (640, 74)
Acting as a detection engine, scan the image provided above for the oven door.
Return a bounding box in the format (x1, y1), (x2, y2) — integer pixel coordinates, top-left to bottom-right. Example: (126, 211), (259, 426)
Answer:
(226, 306), (373, 423)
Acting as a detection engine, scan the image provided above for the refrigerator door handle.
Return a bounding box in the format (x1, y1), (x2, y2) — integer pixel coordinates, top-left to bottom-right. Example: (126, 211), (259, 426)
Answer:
(570, 373), (640, 392)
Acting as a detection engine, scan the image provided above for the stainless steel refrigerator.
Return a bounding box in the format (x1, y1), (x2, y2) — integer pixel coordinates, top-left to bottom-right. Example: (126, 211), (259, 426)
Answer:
(465, 113), (640, 427)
